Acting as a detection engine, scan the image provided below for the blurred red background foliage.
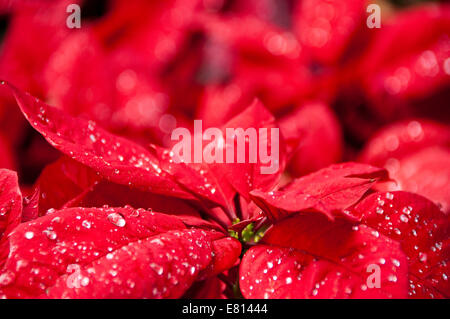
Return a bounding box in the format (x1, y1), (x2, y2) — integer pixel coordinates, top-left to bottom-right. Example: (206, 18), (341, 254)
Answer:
(0, 0), (449, 300)
(0, 0), (448, 189)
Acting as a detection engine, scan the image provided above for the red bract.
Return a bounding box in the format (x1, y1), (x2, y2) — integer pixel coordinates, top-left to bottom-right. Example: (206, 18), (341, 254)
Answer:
(352, 191), (449, 298)
(0, 134), (14, 170)
(240, 190), (449, 299)
(0, 169), (22, 262)
(360, 119), (450, 212)
(23, 155), (208, 227)
(216, 99), (286, 200)
(359, 119), (450, 168)
(5, 82), (195, 200)
(42, 29), (175, 142)
(197, 13), (323, 114)
(250, 162), (388, 221)
(0, 206), (240, 298)
(23, 156), (100, 219)
(0, 0), (448, 301)
(2, 81), (449, 299)
(240, 213), (409, 299)
(152, 98), (287, 219)
(377, 147), (450, 213)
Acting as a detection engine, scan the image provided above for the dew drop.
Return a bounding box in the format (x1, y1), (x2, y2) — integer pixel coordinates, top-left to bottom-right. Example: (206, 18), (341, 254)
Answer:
(82, 220), (92, 229)
(150, 263), (164, 276)
(107, 213), (126, 227)
(25, 231), (34, 239)
(388, 275), (398, 282)
(43, 229), (57, 240)
(400, 214), (409, 223)
(0, 271), (15, 286)
(81, 277), (90, 287)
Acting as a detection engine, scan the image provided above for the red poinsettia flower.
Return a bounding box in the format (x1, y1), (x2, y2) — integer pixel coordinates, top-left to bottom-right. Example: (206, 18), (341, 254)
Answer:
(0, 82), (242, 298)
(0, 83), (447, 299)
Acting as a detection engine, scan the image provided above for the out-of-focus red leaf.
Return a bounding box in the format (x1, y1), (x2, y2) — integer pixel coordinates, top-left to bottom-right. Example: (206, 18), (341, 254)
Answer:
(0, 206), (240, 298)
(43, 29), (174, 144)
(0, 0), (73, 96)
(377, 147), (450, 213)
(239, 213), (408, 298)
(0, 134), (15, 170)
(359, 119), (450, 168)
(198, 13), (320, 113)
(293, 0), (369, 65)
(250, 162), (388, 221)
(358, 4), (450, 122)
(352, 191), (450, 298)
(199, 13), (301, 63)
(197, 82), (254, 129)
(279, 102), (342, 176)
(0, 169), (22, 262)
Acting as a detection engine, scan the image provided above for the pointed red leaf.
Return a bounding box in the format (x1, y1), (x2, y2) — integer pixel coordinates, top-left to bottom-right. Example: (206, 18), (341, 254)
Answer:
(199, 237), (242, 280)
(24, 156), (214, 230)
(65, 180), (223, 231)
(250, 162), (388, 221)
(0, 206), (239, 298)
(240, 214), (408, 299)
(45, 229), (215, 299)
(4, 82), (194, 200)
(24, 156), (100, 218)
(218, 99), (286, 200)
(153, 99), (286, 216)
(352, 191), (450, 298)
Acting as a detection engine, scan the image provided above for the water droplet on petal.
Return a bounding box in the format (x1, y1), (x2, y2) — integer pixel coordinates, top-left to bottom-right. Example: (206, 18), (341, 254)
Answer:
(150, 263), (164, 276)
(82, 220), (91, 229)
(43, 229), (57, 240)
(0, 271), (15, 286)
(25, 232), (34, 239)
(107, 213), (126, 227)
